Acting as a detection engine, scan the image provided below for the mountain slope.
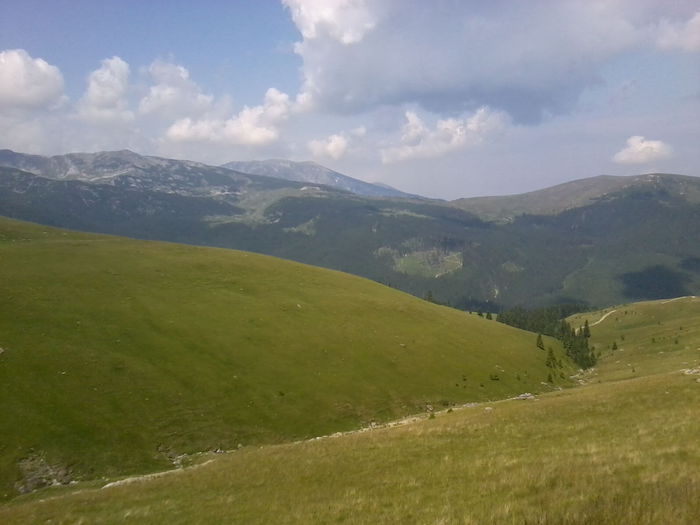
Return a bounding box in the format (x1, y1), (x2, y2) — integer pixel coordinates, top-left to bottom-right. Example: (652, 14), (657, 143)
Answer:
(0, 217), (570, 499)
(452, 173), (700, 222)
(222, 158), (418, 198)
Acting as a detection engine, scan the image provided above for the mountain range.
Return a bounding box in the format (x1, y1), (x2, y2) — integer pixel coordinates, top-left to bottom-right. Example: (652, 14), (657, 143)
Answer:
(222, 158), (417, 198)
(1, 148), (699, 309)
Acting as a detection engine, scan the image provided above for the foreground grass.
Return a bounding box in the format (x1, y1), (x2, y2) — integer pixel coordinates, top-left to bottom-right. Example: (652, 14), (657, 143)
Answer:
(2, 370), (698, 524)
(0, 217), (568, 499)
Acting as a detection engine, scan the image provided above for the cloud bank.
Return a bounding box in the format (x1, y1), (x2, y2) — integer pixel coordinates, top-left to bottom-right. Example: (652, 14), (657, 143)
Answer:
(284, 1), (700, 123)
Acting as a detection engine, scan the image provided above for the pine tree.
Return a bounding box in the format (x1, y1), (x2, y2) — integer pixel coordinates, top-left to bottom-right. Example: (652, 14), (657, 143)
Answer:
(583, 319), (591, 338)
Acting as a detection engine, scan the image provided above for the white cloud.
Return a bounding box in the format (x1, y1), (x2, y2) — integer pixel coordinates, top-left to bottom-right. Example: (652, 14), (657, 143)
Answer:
(613, 135), (673, 164)
(139, 60), (213, 118)
(308, 133), (348, 159)
(0, 49), (64, 110)
(657, 11), (700, 52)
(286, 1), (699, 123)
(283, 0), (377, 45)
(381, 107), (508, 163)
(166, 87), (293, 146)
(77, 56), (134, 123)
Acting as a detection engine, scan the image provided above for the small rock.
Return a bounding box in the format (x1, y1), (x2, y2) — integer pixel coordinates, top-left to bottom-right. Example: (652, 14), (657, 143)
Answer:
(515, 393), (535, 400)
(484, 407), (493, 412)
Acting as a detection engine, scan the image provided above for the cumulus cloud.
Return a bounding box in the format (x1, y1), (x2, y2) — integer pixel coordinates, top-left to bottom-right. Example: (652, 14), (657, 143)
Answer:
(139, 60), (213, 118)
(283, 0), (377, 45)
(166, 87), (293, 146)
(0, 49), (64, 110)
(286, 1), (700, 123)
(308, 133), (348, 159)
(77, 56), (134, 123)
(657, 10), (700, 52)
(381, 107), (508, 163)
(613, 135), (673, 164)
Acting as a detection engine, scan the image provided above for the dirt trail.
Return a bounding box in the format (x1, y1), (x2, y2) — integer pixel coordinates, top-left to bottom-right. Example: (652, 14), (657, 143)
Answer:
(661, 296), (696, 304)
(590, 309), (618, 327)
(101, 460), (214, 489)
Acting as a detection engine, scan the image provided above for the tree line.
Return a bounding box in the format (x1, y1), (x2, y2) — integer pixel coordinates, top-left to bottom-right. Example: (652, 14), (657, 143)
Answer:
(498, 304), (596, 369)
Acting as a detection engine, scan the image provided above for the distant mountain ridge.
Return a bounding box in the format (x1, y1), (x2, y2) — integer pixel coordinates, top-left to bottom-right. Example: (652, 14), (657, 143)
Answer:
(222, 158), (419, 199)
(451, 173), (700, 222)
(2, 148), (700, 309)
(0, 149), (352, 211)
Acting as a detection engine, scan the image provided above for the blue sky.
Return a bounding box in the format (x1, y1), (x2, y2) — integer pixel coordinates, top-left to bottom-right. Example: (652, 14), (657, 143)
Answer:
(1, 0), (698, 199)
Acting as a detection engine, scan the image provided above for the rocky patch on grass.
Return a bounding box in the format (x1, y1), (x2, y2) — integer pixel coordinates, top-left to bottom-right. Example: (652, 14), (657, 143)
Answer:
(15, 454), (72, 494)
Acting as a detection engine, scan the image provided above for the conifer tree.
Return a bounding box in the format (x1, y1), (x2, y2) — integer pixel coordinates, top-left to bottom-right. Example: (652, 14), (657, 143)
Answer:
(583, 319), (591, 338)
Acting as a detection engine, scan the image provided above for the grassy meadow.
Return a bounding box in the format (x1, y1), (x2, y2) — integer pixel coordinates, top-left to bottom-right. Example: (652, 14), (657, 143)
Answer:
(2, 367), (697, 523)
(0, 217), (568, 500)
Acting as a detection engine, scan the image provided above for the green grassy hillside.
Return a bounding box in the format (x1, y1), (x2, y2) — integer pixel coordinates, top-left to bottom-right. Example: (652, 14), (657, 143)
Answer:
(0, 217), (570, 499)
(569, 296), (700, 382)
(2, 297), (698, 523)
(2, 363), (697, 523)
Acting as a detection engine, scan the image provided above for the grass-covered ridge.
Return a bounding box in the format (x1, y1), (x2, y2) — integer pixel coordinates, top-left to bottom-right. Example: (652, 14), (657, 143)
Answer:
(0, 217), (570, 499)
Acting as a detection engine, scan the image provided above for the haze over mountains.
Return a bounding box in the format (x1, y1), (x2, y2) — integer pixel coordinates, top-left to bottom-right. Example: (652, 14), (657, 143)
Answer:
(1, 148), (700, 310)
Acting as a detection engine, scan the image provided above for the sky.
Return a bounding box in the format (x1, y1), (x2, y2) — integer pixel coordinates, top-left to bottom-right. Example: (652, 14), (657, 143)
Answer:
(0, 0), (698, 199)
